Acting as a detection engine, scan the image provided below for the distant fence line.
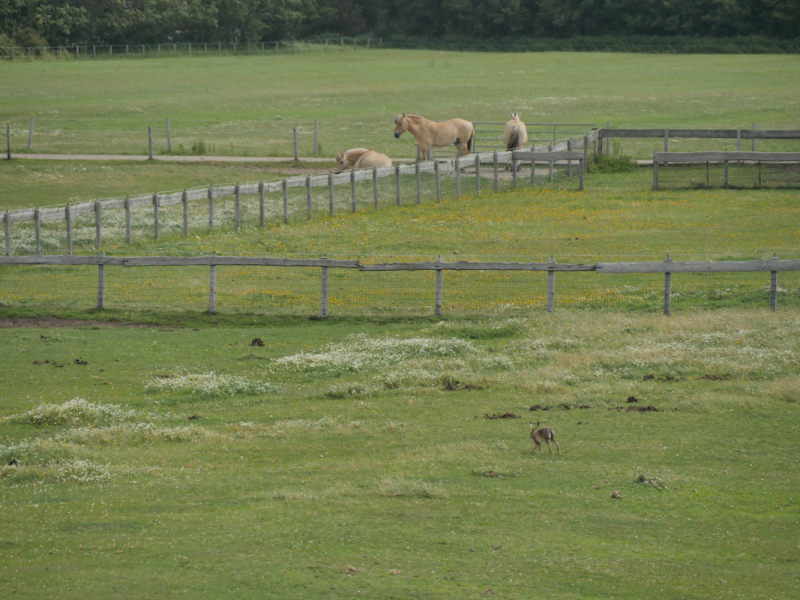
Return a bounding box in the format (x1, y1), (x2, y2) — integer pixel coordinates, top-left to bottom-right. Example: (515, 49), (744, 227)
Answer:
(0, 38), (383, 61)
(1, 254), (797, 316)
(2, 137), (594, 257)
(3, 38), (800, 60)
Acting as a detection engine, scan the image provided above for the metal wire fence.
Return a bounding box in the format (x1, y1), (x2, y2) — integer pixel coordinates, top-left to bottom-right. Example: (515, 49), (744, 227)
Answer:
(2, 254), (798, 315)
(656, 160), (800, 189)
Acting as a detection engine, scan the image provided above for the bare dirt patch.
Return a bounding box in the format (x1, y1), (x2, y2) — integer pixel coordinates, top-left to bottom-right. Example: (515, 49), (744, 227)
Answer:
(0, 317), (164, 329)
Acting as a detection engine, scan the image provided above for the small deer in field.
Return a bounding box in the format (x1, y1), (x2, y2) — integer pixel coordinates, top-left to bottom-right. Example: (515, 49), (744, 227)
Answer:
(530, 422), (560, 455)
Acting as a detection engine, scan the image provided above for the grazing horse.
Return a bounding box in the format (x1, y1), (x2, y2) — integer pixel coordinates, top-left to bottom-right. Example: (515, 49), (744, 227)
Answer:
(393, 114), (474, 158)
(504, 113), (528, 150)
(334, 148), (392, 172)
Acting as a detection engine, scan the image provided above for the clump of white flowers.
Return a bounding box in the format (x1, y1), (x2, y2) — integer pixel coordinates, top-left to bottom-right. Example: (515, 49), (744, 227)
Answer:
(3, 398), (142, 426)
(271, 334), (479, 372)
(148, 372), (280, 396)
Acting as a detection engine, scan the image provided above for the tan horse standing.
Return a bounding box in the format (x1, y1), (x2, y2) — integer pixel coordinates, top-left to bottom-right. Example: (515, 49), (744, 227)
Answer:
(394, 114), (474, 158)
(334, 148), (392, 172)
(503, 113), (528, 150)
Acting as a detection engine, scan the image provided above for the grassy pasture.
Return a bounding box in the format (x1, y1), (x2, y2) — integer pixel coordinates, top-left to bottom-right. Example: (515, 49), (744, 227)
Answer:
(1, 311), (799, 599)
(2, 51), (800, 158)
(2, 167), (800, 315)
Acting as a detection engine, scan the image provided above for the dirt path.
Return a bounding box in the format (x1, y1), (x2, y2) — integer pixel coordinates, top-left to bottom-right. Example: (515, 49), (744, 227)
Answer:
(10, 153), (416, 163)
(0, 317), (161, 329)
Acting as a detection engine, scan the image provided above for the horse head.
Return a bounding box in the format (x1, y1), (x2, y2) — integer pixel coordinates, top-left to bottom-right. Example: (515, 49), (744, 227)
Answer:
(394, 114), (408, 139)
(333, 151), (348, 173)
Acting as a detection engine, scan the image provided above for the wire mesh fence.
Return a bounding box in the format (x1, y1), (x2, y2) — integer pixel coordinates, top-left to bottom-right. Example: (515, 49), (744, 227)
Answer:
(3, 254), (799, 315)
(3, 159), (583, 256)
(657, 159), (800, 189)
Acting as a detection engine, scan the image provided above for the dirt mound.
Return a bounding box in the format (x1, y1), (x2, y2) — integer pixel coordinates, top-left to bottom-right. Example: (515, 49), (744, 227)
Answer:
(483, 412), (520, 420)
(529, 405), (550, 411)
(626, 405), (659, 412)
(701, 374), (732, 381)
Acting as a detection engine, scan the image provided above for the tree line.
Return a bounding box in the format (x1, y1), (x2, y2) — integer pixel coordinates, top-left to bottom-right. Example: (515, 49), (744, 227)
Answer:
(1, 0), (798, 48)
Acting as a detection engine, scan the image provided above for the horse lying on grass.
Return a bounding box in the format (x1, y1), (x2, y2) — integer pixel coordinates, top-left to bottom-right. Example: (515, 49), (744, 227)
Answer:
(394, 114), (474, 158)
(334, 148), (393, 172)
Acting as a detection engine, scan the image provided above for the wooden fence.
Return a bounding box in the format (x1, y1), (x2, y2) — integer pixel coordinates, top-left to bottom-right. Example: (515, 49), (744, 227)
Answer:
(2, 254), (796, 316)
(2, 137), (594, 256)
(652, 151), (800, 189)
(599, 125), (800, 153)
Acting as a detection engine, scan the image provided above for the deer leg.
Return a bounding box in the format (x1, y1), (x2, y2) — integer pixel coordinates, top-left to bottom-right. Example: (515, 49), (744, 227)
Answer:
(546, 440), (553, 455)
(554, 439), (561, 454)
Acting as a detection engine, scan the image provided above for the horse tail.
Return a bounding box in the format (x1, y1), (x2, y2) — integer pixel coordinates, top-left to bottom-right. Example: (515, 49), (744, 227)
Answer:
(467, 126), (474, 153)
(507, 126), (519, 151)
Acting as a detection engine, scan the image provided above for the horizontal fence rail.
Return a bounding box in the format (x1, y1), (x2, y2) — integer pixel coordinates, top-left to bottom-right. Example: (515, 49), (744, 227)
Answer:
(652, 151), (800, 190)
(1, 254), (797, 316)
(3, 133), (598, 256)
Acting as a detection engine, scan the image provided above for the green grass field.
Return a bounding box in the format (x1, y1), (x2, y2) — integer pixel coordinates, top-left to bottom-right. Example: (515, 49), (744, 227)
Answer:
(2, 49), (800, 599)
(2, 51), (800, 158)
(1, 312), (799, 599)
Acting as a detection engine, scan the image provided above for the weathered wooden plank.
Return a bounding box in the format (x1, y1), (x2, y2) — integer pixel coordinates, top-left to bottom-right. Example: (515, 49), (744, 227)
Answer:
(605, 128), (800, 140)
(513, 151), (585, 161)
(359, 260), (597, 272)
(596, 258), (800, 274)
(121, 256), (360, 268)
(186, 188), (208, 201)
(654, 151), (800, 162)
(214, 185), (236, 196)
(159, 191), (183, 207)
(239, 183), (259, 195)
(0, 255), (125, 265)
(39, 207), (66, 223)
(8, 209), (35, 223)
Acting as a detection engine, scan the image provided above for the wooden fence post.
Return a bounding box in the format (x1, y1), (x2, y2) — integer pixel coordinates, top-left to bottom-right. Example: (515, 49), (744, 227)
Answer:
(530, 155), (536, 186)
(4, 211), (10, 256)
(396, 165), (402, 205)
(259, 181), (265, 227)
(547, 256), (556, 314)
(6, 123), (10, 160)
(653, 151), (659, 190)
(752, 123), (756, 151)
(329, 173), (335, 216)
(583, 135), (589, 169)
(209, 265), (216, 313)
(664, 255), (672, 315)
(282, 179), (289, 223)
(27, 116), (34, 150)
(125, 196), (131, 243)
(235, 184), (241, 230)
(95, 201), (102, 249)
(34, 208), (40, 255)
(65, 204), (71, 255)
(153, 193), (159, 240)
(455, 157), (461, 196)
(97, 251), (105, 309)
(148, 125), (153, 159)
(166, 118), (172, 153)
(351, 170), (357, 212)
(180, 190), (187, 236)
(664, 128), (669, 152)
(493, 151), (498, 192)
(548, 145), (554, 182)
(605, 122), (610, 155)
(736, 129), (741, 152)
(770, 269), (778, 311)
(435, 160), (441, 201)
(306, 176), (313, 219)
(373, 166), (379, 209)
(579, 158), (584, 191)
(475, 154), (481, 195)
(434, 256), (443, 316)
(567, 139), (572, 177)
(293, 127), (299, 160)
(416, 163), (421, 204)
(208, 185), (214, 232)
(512, 157), (518, 188)
(314, 120), (319, 154)
(318, 264), (329, 317)
(724, 160), (729, 189)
